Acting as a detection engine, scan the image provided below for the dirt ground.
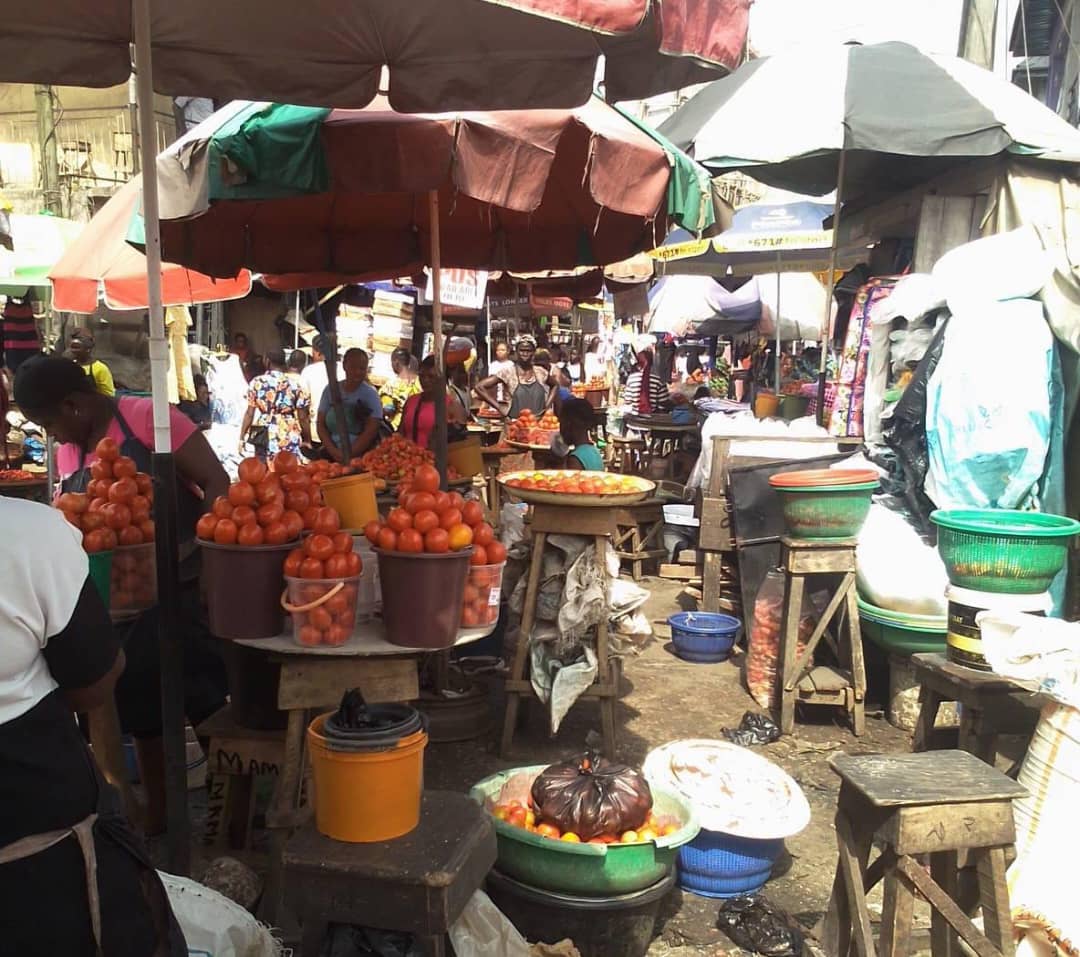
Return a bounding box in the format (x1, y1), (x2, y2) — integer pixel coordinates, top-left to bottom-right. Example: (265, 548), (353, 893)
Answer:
(423, 574), (913, 956)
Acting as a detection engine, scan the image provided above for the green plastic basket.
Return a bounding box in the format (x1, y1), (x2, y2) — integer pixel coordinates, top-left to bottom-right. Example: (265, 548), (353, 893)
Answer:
(470, 766), (699, 896)
(87, 550), (113, 604)
(930, 509), (1080, 594)
(857, 597), (947, 656)
(774, 482), (877, 540)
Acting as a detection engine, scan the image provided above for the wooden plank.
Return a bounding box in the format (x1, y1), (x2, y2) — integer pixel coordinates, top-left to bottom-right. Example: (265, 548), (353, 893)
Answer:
(206, 734), (285, 778)
(677, 549), (702, 565)
(914, 194), (981, 273)
(659, 563), (702, 580)
(707, 437), (731, 497)
(698, 496), (732, 551)
(702, 550), (723, 614)
(931, 851), (960, 957)
(277, 657), (418, 710)
(976, 847), (1015, 957)
(531, 503), (615, 536)
(885, 801), (1015, 856)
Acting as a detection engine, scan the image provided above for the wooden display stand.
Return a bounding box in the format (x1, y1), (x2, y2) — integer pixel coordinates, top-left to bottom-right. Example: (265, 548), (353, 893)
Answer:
(778, 536), (866, 736)
(500, 503), (620, 757)
(822, 750), (1025, 957)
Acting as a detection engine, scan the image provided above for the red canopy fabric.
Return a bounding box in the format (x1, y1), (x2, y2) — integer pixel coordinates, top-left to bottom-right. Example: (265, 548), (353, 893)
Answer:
(0, 1), (748, 112)
(48, 179), (251, 313)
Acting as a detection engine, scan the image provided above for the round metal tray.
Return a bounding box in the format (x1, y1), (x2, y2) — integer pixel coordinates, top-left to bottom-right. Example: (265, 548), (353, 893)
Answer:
(498, 470), (654, 508)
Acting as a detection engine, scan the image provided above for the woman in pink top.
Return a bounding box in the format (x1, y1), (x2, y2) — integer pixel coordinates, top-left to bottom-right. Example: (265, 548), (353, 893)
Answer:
(14, 355), (230, 834)
(399, 355), (468, 449)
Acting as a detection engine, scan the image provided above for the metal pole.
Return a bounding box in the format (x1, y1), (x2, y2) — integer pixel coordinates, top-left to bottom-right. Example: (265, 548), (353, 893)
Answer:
(128, 74), (140, 175)
(134, 0), (188, 876)
(775, 252), (782, 394)
(817, 148), (846, 428)
(429, 191), (448, 487)
(34, 85), (61, 215)
(294, 290), (300, 353)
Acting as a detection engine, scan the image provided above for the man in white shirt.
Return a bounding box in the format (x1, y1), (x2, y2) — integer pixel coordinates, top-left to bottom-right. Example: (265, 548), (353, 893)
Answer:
(299, 334), (344, 444)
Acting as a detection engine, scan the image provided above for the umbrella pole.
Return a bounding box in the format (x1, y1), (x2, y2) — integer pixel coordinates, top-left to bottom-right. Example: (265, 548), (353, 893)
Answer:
(817, 148), (847, 427)
(134, 0), (188, 876)
(429, 191), (449, 489)
(775, 252), (782, 394)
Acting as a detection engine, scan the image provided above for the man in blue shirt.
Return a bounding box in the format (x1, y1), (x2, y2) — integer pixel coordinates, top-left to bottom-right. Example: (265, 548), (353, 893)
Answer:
(316, 348), (385, 463)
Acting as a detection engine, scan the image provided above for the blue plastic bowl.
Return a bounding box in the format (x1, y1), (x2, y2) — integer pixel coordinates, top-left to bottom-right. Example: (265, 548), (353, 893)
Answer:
(668, 612), (741, 663)
(677, 829), (784, 898)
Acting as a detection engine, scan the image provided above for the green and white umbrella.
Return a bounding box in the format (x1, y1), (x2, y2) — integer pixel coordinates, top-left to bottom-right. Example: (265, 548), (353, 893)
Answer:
(660, 40), (1080, 198)
(0, 212), (82, 297)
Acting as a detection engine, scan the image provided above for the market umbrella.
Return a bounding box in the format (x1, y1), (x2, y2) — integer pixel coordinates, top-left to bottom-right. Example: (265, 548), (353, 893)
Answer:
(48, 178), (252, 313)
(0, 0), (749, 111)
(0, 212), (82, 297)
(658, 40), (1080, 198)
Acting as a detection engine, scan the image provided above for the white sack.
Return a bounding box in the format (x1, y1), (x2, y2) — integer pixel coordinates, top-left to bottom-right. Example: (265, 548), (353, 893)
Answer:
(855, 504), (948, 616)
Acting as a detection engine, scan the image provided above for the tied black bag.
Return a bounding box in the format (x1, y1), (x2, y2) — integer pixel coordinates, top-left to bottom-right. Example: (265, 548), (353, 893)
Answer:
(530, 752), (652, 841)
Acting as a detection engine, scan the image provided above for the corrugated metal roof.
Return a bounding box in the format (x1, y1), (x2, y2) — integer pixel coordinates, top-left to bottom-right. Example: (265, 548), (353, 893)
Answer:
(1011, 0), (1055, 57)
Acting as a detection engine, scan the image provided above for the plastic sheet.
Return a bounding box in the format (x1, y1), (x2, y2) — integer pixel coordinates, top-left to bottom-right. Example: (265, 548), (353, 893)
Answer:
(160, 871), (280, 957)
(449, 890), (530, 957)
(723, 711), (781, 747)
(717, 896), (803, 957)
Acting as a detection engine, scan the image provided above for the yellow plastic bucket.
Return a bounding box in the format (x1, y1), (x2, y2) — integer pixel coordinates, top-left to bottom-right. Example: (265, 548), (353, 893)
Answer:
(307, 712), (427, 843)
(320, 472), (378, 530)
(754, 392), (780, 419)
(447, 436), (483, 477)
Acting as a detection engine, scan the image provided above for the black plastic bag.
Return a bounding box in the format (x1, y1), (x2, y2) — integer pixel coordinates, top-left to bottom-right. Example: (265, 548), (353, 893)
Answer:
(723, 711), (781, 747)
(717, 896), (802, 957)
(530, 752), (652, 841)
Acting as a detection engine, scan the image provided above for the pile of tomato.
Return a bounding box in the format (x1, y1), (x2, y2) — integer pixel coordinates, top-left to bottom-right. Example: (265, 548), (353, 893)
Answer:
(490, 800), (680, 845)
(357, 435), (461, 485)
(363, 464), (507, 561)
(461, 562), (502, 628)
(195, 452), (344, 547)
(507, 410), (560, 446)
(503, 470), (648, 496)
(571, 377), (606, 396)
(287, 578), (361, 648)
(0, 468), (36, 482)
(56, 437), (156, 554)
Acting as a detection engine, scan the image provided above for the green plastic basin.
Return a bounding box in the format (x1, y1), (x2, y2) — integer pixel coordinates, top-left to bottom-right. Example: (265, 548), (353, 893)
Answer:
(857, 597), (947, 657)
(470, 766), (699, 895)
(930, 509), (1080, 594)
(774, 482), (877, 540)
(87, 550), (113, 604)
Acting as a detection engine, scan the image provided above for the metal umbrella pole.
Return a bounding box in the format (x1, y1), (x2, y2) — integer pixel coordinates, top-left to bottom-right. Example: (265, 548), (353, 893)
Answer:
(817, 148), (847, 427)
(429, 191), (448, 487)
(134, 0), (188, 875)
(775, 251), (782, 394)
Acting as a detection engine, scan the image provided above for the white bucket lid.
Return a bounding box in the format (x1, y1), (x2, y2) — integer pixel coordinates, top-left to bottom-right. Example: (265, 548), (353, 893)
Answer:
(946, 585), (1053, 612)
(643, 739), (810, 839)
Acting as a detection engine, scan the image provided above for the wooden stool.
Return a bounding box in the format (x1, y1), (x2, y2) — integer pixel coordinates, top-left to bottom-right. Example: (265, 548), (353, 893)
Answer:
(822, 750), (1025, 957)
(778, 537), (866, 735)
(284, 791), (496, 957)
(613, 500), (666, 580)
(196, 705), (285, 850)
(610, 435), (649, 476)
(500, 503), (621, 757)
(911, 653), (1041, 763)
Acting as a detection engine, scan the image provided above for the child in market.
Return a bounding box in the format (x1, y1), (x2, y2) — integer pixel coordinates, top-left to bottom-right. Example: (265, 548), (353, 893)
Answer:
(551, 397), (604, 471)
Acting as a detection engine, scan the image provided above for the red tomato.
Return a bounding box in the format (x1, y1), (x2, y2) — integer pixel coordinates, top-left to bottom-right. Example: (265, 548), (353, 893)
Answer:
(461, 501), (485, 527)
(57, 492), (89, 514)
(211, 496), (233, 519)
(95, 437), (120, 461)
(103, 503), (132, 530)
(297, 625), (322, 646)
(279, 471), (310, 492)
(139, 520), (155, 542)
(284, 489), (311, 513)
(256, 502), (285, 526)
(81, 511), (106, 533)
(377, 527), (399, 551)
(447, 492), (466, 511)
(470, 545), (488, 565)
(486, 541), (507, 564)
(90, 459), (113, 481)
(439, 508), (463, 530)
(85, 479), (107, 500)
(213, 519), (239, 544)
(305, 534), (335, 561)
(107, 477), (138, 505)
(364, 521), (382, 545)
(473, 522), (495, 547)
(343, 551), (362, 576)
(238, 523), (265, 546)
(254, 478), (284, 505)
(129, 495), (151, 523)
(283, 548), (305, 577)
(324, 553), (350, 578)
(424, 528), (450, 553)
(301, 506), (321, 530)
(118, 525), (144, 546)
(387, 508), (412, 532)
(83, 529), (111, 553)
(228, 481), (257, 507)
(272, 450), (300, 474)
(280, 510), (304, 540)
(237, 457), (268, 485)
(412, 509), (439, 534)
(62, 510), (82, 530)
(461, 605), (480, 627)
(263, 521), (291, 546)
(299, 557), (324, 579)
(331, 531), (353, 554)
(397, 528), (424, 553)
(134, 473), (152, 496)
(404, 492), (436, 515)
(112, 456), (137, 479)
(311, 507), (341, 536)
(324, 624), (351, 647)
(231, 505), (257, 526)
(413, 464), (440, 493)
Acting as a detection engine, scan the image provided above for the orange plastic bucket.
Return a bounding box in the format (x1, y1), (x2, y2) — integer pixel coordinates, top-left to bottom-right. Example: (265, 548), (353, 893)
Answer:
(320, 472), (378, 530)
(307, 711), (427, 843)
(754, 392), (780, 419)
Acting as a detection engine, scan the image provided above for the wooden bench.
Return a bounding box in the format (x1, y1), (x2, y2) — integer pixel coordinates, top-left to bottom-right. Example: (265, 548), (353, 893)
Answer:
(613, 500), (666, 580)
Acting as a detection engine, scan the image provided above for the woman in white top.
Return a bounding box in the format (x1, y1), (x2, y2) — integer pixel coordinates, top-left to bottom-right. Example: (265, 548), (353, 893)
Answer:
(584, 336), (606, 382)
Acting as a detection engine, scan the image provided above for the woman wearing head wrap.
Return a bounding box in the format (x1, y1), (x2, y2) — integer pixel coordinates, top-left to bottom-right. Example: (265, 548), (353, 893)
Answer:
(621, 337), (672, 415)
(14, 355), (230, 835)
(473, 335), (555, 419)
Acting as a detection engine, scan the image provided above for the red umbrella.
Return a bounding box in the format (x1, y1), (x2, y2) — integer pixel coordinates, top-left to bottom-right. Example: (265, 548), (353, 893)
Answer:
(0, 1), (749, 110)
(48, 179), (251, 313)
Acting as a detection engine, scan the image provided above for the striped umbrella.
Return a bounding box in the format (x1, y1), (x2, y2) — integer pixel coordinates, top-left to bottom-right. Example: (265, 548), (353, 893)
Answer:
(660, 40), (1080, 198)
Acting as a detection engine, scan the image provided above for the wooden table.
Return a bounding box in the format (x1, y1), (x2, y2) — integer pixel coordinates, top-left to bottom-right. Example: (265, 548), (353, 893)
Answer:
(231, 620), (493, 925)
(0, 476), (47, 502)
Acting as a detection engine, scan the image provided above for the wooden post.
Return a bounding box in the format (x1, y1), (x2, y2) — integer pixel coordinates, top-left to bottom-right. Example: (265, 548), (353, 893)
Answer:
(429, 191), (449, 488)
